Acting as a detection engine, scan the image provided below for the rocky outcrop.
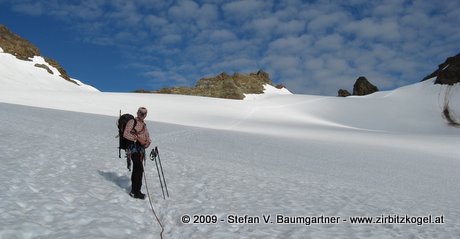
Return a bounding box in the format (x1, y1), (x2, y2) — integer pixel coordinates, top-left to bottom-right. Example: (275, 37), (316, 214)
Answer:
(0, 24), (76, 85)
(275, 84), (286, 89)
(422, 53), (460, 85)
(0, 24), (39, 60)
(337, 89), (351, 97)
(353, 76), (379, 96)
(421, 53), (460, 127)
(43, 57), (74, 83)
(154, 70), (279, 100)
(338, 76), (379, 97)
(34, 63), (53, 74)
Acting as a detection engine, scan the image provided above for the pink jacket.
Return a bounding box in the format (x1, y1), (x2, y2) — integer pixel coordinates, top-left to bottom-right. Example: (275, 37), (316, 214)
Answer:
(123, 118), (151, 148)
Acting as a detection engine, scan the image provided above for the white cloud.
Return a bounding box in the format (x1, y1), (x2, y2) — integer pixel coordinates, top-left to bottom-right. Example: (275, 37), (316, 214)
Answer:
(168, 0), (200, 20)
(314, 34), (344, 51)
(208, 29), (238, 43)
(307, 12), (349, 33)
(220, 39), (259, 55)
(247, 16), (280, 37)
(267, 35), (311, 55)
(342, 18), (400, 42)
(222, 0), (270, 21)
(50, 0), (105, 20)
(160, 34), (182, 45)
(327, 58), (349, 73)
(144, 15), (169, 29)
(144, 70), (190, 86)
(11, 2), (45, 16)
(305, 58), (324, 71)
(4, 0), (460, 95)
(209, 57), (257, 73)
(275, 20), (305, 35)
(195, 3), (219, 29)
(262, 55), (303, 79)
(372, 0), (406, 17)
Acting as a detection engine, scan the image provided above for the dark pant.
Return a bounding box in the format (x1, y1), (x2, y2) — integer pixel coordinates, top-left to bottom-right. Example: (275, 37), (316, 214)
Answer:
(129, 145), (144, 194)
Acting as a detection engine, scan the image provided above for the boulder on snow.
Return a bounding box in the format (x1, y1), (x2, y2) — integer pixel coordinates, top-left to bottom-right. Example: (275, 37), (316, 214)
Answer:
(337, 89), (351, 97)
(422, 53), (460, 85)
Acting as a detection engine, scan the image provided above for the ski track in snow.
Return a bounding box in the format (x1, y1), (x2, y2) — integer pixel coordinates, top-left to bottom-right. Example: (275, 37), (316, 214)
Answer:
(1, 103), (459, 239)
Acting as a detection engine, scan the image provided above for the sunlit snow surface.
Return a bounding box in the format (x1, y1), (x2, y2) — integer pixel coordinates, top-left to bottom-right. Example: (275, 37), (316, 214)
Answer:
(1, 50), (459, 238)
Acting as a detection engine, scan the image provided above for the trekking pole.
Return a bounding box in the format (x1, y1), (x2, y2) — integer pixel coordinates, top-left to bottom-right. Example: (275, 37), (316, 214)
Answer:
(155, 147), (169, 198)
(155, 155), (166, 200)
(150, 147), (167, 199)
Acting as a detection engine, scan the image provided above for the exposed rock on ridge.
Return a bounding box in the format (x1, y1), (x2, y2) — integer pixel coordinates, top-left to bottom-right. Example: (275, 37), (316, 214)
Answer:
(149, 70), (281, 100)
(337, 89), (351, 97)
(0, 24), (76, 84)
(353, 76), (379, 96)
(0, 24), (39, 60)
(423, 53), (460, 85)
(338, 76), (379, 97)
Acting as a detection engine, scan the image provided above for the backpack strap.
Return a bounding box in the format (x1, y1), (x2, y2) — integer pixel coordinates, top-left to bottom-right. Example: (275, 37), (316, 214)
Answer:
(131, 119), (146, 134)
(132, 118), (138, 133)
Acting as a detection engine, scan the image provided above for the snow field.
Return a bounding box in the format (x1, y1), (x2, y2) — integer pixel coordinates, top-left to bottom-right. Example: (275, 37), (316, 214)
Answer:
(158, 125), (459, 238)
(1, 103), (459, 238)
(1, 48), (459, 238)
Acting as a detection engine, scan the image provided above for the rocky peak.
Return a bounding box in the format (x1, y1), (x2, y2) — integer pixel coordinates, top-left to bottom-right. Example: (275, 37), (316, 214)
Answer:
(338, 76), (379, 97)
(0, 24), (76, 84)
(353, 76), (379, 96)
(154, 70), (283, 100)
(422, 53), (460, 85)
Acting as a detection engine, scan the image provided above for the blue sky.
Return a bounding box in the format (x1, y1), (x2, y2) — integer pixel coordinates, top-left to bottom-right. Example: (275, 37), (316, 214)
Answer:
(1, 0), (459, 95)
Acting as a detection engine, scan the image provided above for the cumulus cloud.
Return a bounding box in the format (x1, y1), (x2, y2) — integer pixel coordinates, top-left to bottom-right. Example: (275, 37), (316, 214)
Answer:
(168, 0), (200, 20)
(3, 0), (460, 95)
(343, 18), (400, 42)
(205, 29), (238, 43)
(160, 34), (182, 45)
(267, 35), (311, 55)
(11, 2), (45, 16)
(222, 0), (270, 21)
(307, 12), (350, 33)
(314, 34), (345, 52)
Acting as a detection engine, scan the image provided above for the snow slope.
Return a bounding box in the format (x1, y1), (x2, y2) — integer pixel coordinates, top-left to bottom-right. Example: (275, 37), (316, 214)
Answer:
(244, 84), (292, 100)
(1, 50), (460, 238)
(0, 49), (98, 92)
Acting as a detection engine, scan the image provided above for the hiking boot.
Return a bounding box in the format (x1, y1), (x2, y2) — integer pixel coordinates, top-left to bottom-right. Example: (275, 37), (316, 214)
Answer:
(129, 192), (146, 200)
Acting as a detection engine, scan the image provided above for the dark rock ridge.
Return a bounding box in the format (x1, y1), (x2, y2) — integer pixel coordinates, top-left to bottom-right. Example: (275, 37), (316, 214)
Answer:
(423, 52), (460, 127)
(338, 76), (379, 97)
(422, 53), (460, 85)
(0, 24), (76, 85)
(144, 70), (282, 100)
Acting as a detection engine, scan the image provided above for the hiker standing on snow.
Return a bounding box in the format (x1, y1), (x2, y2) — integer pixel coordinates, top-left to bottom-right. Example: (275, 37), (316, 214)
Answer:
(123, 107), (151, 199)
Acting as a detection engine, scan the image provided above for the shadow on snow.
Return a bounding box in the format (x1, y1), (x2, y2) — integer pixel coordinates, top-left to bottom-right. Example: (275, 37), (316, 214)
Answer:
(98, 170), (131, 192)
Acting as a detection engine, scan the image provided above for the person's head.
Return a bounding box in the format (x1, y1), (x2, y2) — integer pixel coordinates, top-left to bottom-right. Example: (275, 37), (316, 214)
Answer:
(137, 107), (148, 119)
